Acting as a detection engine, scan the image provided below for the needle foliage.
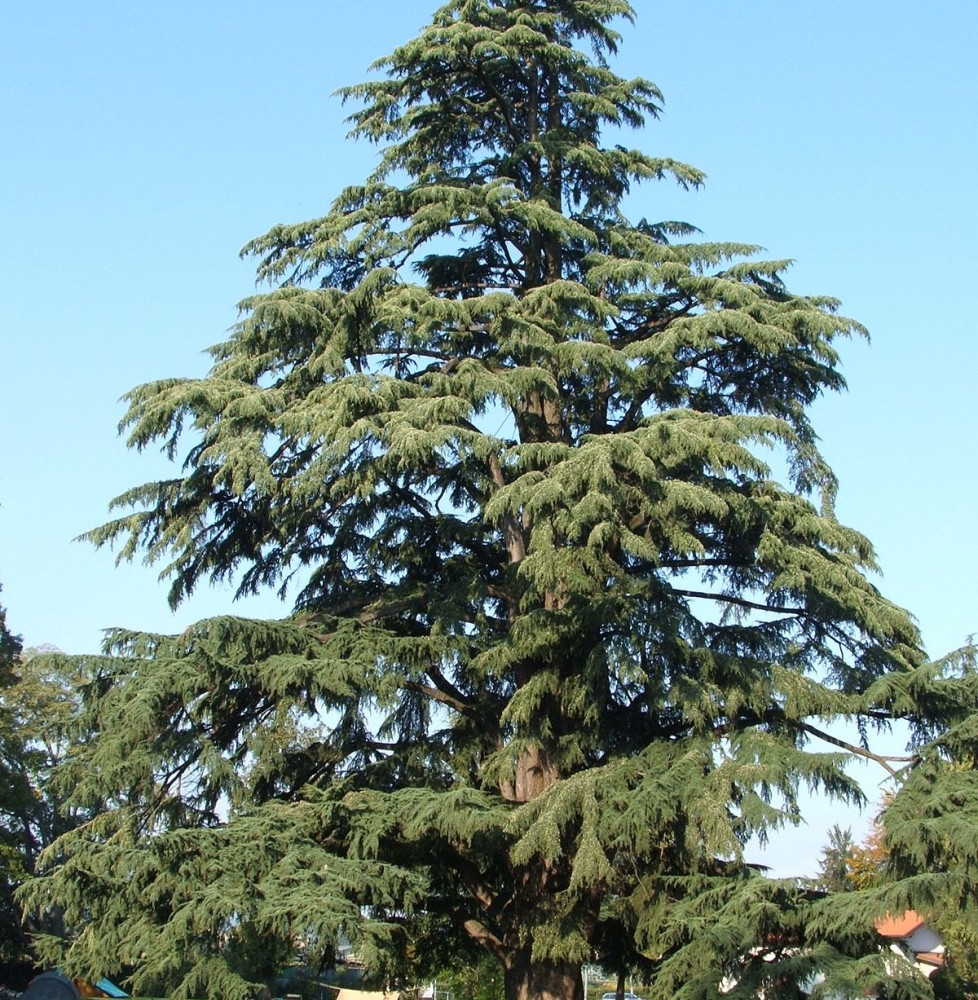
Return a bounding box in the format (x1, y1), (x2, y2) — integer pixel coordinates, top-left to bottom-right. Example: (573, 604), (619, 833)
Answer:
(24, 4), (978, 999)
(0, 587), (31, 976)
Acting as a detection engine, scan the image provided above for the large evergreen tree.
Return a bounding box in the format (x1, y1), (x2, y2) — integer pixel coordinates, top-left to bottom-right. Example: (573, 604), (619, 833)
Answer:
(24, 3), (978, 999)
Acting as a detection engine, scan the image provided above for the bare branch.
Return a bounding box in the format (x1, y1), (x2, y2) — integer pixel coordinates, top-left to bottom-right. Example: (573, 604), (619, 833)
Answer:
(462, 917), (505, 958)
(405, 680), (472, 715)
(795, 720), (914, 778)
(674, 588), (806, 616)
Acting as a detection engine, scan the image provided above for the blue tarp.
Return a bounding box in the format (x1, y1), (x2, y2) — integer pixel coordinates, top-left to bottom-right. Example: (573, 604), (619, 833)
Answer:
(94, 980), (128, 998)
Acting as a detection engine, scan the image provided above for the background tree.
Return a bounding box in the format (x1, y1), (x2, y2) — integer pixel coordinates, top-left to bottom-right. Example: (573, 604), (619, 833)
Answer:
(24, 3), (978, 1000)
(807, 651), (978, 998)
(815, 825), (856, 895)
(847, 816), (889, 891)
(434, 952), (506, 1000)
(814, 806), (890, 893)
(862, 653), (978, 999)
(0, 633), (99, 988)
(0, 584), (32, 982)
(815, 816), (892, 892)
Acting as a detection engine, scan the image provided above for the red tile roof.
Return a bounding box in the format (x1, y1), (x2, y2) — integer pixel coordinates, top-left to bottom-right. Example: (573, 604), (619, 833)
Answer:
(875, 910), (925, 938)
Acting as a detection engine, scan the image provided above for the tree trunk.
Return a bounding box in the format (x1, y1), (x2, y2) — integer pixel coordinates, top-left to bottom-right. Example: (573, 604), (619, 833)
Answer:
(514, 743), (558, 802)
(503, 952), (583, 1000)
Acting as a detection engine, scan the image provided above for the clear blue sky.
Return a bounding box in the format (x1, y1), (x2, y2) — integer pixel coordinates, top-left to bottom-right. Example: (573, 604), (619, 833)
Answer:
(1, 1), (975, 875)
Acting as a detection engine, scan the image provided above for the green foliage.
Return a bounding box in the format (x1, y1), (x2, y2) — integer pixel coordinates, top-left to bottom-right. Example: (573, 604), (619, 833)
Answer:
(867, 648), (978, 997)
(435, 952), (506, 1000)
(0, 591), (21, 675)
(22, 3), (978, 999)
(931, 919), (978, 1000)
(0, 626), (102, 986)
(816, 824), (856, 894)
(809, 646), (978, 997)
(815, 816), (888, 893)
(0, 584), (31, 977)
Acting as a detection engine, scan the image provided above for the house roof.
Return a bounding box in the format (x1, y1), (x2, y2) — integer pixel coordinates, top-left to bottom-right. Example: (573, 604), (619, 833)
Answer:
(875, 910), (925, 938)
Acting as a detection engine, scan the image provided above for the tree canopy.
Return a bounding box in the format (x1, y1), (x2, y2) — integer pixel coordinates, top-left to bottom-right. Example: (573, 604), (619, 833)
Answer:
(24, 3), (978, 1000)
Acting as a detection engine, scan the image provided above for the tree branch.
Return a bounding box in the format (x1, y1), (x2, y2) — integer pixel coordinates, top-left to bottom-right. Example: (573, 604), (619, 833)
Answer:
(405, 680), (473, 715)
(794, 720), (914, 778)
(674, 589), (806, 616)
(426, 664), (476, 713)
(462, 917), (505, 959)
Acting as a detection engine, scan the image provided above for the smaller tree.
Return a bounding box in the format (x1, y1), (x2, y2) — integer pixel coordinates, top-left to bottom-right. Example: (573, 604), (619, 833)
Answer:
(847, 818), (888, 891)
(814, 794), (897, 893)
(0, 585), (31, 980)
(435, 952), (506, 1000)
(881, 656), (978, 996)
(810, 647), (978, 997)
(7, 650), (96, 868)
(815, 824), (855, 894)
(931, 922), (978, 1000)
(1, 632), (102, 986)
(0, 590), (20, 676)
